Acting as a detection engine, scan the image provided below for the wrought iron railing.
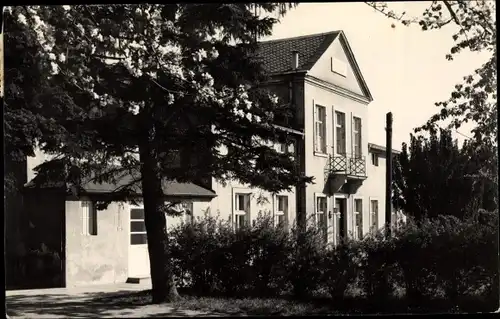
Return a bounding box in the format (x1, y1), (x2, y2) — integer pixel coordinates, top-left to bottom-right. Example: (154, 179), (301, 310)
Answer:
(328, 154), (366, 177)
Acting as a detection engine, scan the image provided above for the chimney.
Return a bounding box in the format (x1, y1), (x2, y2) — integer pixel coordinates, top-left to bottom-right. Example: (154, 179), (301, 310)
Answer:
(291, 50), (299, 70)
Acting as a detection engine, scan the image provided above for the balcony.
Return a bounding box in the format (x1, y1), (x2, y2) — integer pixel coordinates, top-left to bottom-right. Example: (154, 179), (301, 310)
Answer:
(325, 154), (367, 194)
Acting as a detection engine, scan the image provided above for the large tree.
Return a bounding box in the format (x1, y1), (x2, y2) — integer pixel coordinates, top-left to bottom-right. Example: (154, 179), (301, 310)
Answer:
(393, 128), (497, 221)
(6, 4), (311, 303)
(3, 8), (71, 192)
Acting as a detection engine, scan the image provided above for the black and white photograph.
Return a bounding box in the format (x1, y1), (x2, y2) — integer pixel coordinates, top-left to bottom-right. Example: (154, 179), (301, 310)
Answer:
(3, 2), (498, 317)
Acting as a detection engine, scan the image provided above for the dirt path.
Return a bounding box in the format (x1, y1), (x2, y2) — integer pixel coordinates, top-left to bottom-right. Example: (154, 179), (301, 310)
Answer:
(6, 283), (225, 318)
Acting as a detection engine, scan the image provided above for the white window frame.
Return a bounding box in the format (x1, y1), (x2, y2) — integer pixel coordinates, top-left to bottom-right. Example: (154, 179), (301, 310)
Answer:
(314, 193), (328, 243)
(130, 205), (147, 245)
(180, 201), (194, 224)
(371, 152), (379, 166)
(369, 198), (379, 234)
(353, 116), (362, 158)
(274, 195), (289, 229)
(335, 111), (346, 155)
(82, 200), (98, 236)
(353, 197), (363, 240)
(333, 195), (348, 246)
(314, 104), (327, 154)
(233, 191), (251, 231)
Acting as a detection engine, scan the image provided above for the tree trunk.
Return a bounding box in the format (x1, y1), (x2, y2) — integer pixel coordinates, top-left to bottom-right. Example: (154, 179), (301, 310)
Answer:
(139, 134), (181, 304)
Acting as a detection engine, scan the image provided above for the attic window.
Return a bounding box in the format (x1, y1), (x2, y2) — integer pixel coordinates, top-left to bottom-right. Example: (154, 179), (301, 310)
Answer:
(331, 57), (347, 77)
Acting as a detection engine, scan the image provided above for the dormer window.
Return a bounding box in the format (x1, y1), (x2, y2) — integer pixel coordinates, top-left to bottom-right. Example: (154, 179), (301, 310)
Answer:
(331, 57), (347, 77)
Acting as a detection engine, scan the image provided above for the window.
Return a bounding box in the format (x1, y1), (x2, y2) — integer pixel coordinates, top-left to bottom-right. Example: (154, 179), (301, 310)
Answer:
(275, 195), (288, 228)
(371, 153), (379, 166)
(354, 199), (363, 240)
(276, 142), (287, 154)
(315, 195), (328, 243)
(334, 197), (346, 246)
(370, 200), (379, 234)
(353, 117), (362, 158)
(130, 208), (147, 245)
(82, 201), (98, 236)
(182, 202), (194, 224)
(234, 193), (250, 231)
(335, 111), (346, 155)
(334, 210), (341, 246)
(331, 57), (347, 77)
(314, 105), (327, 153)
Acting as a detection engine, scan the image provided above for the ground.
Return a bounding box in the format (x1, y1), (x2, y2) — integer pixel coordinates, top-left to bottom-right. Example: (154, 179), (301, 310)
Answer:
(6, 283), (227, 318)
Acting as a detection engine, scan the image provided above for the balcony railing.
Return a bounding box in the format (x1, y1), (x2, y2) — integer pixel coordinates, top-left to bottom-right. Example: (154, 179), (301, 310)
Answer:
(327, 154), (367, 177)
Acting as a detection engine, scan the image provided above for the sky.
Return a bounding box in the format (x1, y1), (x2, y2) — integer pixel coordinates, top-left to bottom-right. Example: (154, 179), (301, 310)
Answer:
(260, 2), (493, 148)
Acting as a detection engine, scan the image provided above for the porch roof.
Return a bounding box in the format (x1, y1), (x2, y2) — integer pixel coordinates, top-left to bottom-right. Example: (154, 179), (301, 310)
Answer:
(24, 173), (217, 199)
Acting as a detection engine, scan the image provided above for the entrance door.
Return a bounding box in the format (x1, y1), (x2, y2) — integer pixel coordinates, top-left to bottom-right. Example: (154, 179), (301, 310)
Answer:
(128, 206), (150, 278)
(334, 197), (347, 244)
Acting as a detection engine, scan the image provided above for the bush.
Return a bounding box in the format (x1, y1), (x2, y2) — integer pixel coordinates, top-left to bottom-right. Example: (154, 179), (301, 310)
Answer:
(287, 217), (326, 299)
(170, 215), (231, 294)
(390, 213), (498, 310)
(357, 231), (401, 302)
(169, 209), (498, 312)
(170, 213), (293, 297)
(248, 214), (293, 296)
(322, 239), (363, 300)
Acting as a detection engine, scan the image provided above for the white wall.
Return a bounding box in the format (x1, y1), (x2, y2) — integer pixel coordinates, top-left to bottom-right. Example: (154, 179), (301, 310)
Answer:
(210, 178), (297, 228)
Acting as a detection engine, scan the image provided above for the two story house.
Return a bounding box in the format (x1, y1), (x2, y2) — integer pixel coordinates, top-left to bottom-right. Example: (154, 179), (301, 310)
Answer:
(5, 30), (401, 290)
(225, 30), (402, 245)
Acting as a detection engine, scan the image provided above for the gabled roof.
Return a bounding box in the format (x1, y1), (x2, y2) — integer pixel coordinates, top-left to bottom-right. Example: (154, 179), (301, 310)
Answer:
(257, 31), (340, 74)
(257, 30), (373, 101)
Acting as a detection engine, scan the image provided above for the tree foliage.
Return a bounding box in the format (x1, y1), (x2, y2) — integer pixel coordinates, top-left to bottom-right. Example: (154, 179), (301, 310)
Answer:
(367, 1), (497, 215)
(366, 0), (496, 144)
(5, 3), (305, 303)
(3, 9), (72, 192)
(393, 128), (497, 221)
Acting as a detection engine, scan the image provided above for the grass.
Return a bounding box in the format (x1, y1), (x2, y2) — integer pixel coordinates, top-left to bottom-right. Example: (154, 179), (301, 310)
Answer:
(93, 287), (498, 316)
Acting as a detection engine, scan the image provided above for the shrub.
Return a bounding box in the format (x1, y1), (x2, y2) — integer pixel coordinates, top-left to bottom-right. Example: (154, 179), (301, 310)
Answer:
(170, 213), (294, 297)
(357, 230), (401, 303)
(248, 214), (293, 296)
(391, 213), (498, 310)
(169, 209), (498, 312)
(287, 216), (326, 299)
(322, 239), (363, 300)
(170, 215), (231, 294)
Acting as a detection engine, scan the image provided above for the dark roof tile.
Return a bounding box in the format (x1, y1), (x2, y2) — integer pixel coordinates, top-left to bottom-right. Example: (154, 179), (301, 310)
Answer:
(257, 31), (340, 74)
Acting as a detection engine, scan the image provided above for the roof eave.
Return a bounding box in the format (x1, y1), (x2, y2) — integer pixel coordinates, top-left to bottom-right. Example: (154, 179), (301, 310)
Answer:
(267, 69), (308, 76)
(336, 31), (374, 102)
(368, 143), (401, 155)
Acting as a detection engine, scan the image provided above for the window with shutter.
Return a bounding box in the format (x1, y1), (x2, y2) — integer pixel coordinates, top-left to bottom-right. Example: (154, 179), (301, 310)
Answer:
(335, 111), (346, 155)
(354, 198), (363, 240)
(82, 201), (98, 236)
(314, 105), (327, 153)
(275, 195), (289, 229)
(353, 117), (362, 158)
(315, 195), (328, 244)
(234, 193), (251, 231)
(370, 199), (379, 234)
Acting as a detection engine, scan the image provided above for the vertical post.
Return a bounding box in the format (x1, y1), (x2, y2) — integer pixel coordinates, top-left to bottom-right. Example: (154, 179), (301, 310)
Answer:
(385, 112), (393, 238)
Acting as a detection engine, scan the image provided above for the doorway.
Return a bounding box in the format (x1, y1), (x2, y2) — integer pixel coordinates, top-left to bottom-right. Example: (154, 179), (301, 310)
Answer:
(334, 197), (348, 244)
(128, 206), (150, 278)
